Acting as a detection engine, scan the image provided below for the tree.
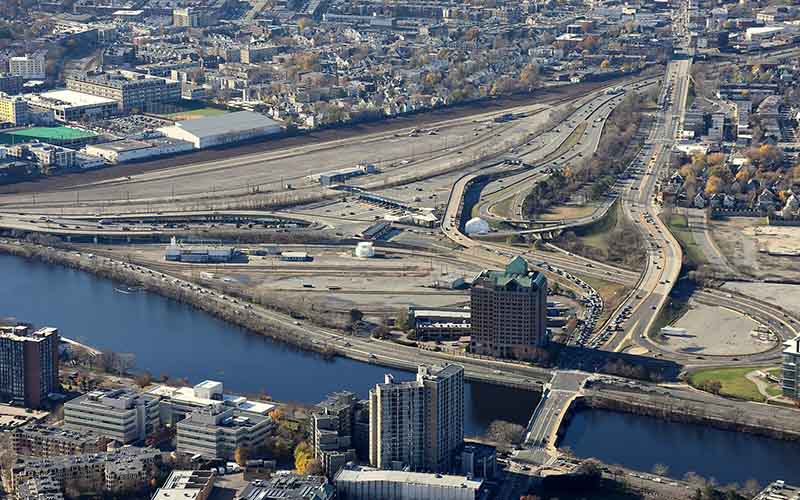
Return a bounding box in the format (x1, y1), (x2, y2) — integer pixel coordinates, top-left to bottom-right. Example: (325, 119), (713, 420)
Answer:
(135, 371), (153, 388)
(653, 463), (669, 476)
(294, 441), (314, 473)
(234, 446), (249, 466)
(705, 176), (724, 195)
(600, 59), (610, 69)
(297, 17), (313, 30)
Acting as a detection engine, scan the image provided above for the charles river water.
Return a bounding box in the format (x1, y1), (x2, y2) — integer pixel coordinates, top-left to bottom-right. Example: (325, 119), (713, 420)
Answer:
(2, 253), (798, 486)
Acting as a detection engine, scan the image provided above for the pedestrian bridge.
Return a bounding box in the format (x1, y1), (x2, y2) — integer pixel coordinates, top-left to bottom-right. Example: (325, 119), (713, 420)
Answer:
(516, 371), (590, 466)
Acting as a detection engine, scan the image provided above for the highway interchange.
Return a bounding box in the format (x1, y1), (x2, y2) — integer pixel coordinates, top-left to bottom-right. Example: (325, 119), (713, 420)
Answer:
(1, 56), (797, 391)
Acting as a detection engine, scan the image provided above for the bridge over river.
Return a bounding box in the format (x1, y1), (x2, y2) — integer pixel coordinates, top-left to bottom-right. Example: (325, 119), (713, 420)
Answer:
(515, 371), (591, 467)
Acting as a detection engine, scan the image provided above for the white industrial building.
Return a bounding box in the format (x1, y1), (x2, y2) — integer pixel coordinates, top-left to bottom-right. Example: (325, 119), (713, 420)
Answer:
(334, 466), (483, 500)
(354, 242), (375, 258)
(464, 217), (490, 235)
(157, 111), (282, 149)
(165, 237), (236, 263)
(84, 138), (193, 164)
(147, 380), (275, 425)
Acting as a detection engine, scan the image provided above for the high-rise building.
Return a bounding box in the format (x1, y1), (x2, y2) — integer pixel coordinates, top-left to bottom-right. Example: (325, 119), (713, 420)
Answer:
(0, 325), (59, 409)
(470, 256), (548, 359)
(369, 364), (463, 472)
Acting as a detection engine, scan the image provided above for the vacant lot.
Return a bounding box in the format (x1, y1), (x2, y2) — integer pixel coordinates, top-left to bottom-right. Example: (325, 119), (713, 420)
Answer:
(711, 217), (800, 280)
(667, 299), (770, 356)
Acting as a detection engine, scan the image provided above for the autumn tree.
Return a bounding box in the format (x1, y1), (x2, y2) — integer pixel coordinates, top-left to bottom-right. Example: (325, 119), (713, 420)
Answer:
(705, 176), (723, 195)
(294, 441), (315, 473)
(234, 446), (249, 466)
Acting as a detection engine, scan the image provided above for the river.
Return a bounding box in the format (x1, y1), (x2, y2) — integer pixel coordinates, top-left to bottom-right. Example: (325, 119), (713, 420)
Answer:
(559, 409), (800, 487)
(0, 253), (537, 435)
(3, 253), (799, 484)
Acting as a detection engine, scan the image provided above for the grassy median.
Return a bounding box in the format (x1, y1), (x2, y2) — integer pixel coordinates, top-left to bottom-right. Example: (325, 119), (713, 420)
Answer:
(665, 213), (707, 267)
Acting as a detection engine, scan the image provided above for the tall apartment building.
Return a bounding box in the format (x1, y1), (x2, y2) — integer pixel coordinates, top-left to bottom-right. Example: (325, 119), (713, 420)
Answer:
(369, 364), (464, 472)
(470, 256), (548, 359)
(12, 424), (110, 458)
(173, 8), (214, 27)
(8, 52), (46, 80)
(65, 70), (180, 113)
(782, 336), (800, 399)
(0, 92), (29, 126)
(176, 404), (274, 460)
(0, 326), (59, 409)
(64, 389), (161, 444)
(310, 392), (363, 476)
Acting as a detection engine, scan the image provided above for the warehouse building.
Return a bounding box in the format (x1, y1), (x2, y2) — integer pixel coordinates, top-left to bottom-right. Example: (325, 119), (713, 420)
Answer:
(165, 237), (237, 263)
(157, 111), (282, 149)
(84, 138), (193, 164)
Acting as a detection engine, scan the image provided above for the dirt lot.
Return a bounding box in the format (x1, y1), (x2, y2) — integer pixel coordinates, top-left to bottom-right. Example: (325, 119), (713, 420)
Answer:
(711, 217), (800, 280)
(664, 298), (773, 356)
(722, 282), (800, 313)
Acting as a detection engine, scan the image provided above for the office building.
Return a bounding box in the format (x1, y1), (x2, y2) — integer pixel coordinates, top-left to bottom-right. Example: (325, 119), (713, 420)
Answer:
(334, 465), (484, 500)
(0, 92), (29, 126)
(310, 392), (364, 476)
(369, 364), (464, 472)
(65, 70), (180, 113)
(176, 404), (274, 460)
(782, 336), (800, 399)
(64, 389), (161, 444)
(0, 74), (24, 94)
(239, 474), (335, 500)
(11, 424), (110, 458)
(0, 325), (59, 409)
(470, 256), (548, 359)
(152, 470), (216, 500)
(147, 379), (275, 425)
(10, 446), (160, 495)
(173, 8), (214, 27)
(9, 53), (46, 80)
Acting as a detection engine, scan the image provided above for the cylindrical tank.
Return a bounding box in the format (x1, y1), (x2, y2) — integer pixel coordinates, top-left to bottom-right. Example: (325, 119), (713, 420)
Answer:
(355, 241), (375, 258)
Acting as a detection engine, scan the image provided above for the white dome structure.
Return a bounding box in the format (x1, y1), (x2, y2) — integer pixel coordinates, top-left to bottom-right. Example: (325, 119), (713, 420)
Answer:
(464, 217), (490, 235)
(355, 241), (375, 258)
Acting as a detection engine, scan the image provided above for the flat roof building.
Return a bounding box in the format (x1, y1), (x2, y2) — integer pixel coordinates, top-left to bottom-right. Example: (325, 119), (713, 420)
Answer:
(152, 470), (216, 500)
(147, 379), (275, 425)
(782, 336), (800, 399)
(157, 111), (282, 149)
(26, 90), (117, 122)
(369, 364), (464, 472)
(0, 325), (59, 409)
(238, 474), (335, 500)
(176, 405), (274, 460)
(66, 70), (180, 113)
(15, 476), (64, 500)
(64, 389), (161, 444)
(334, 465), (483, 500)
(12, 424), (110, 458)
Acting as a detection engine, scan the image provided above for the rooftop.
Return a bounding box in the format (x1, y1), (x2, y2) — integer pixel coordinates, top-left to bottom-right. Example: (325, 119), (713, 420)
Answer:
(161, 111), (282, 138)
(0, 326), (57, 343)
(474, 256), (546, 290)
(334, 466), (483, 490)
(5, 126), (97, 141)
(31, 89), (118, 107)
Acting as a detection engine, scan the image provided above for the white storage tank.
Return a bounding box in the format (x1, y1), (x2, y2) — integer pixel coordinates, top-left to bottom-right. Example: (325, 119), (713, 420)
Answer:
(464, 217), (490, 235)
(355, 241), (375, 258)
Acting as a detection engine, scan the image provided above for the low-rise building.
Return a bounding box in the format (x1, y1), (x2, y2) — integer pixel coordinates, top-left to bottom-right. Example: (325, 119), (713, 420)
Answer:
(6, 143), (77, 169)
(152, 470), (216, 500)
(238, 474), (335, 500)
(147, 379), (275, 425)
(310, 392), (366, 477)
(64, 389), (161, 444)
(15, 476), (64, 500)
(84, 138), (193, 164)
(157, 111), (282, 149)
(176, 405), (274, 460)
(165, 238), (237, 263)
(25, 90), (118, 123)
(0, 92), (29, 126)
(334, 465), (483, 500)
(11, 424), (110, 458)
(10, 446), (160, 495)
